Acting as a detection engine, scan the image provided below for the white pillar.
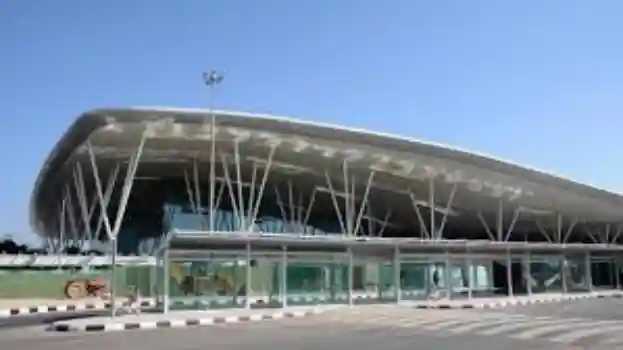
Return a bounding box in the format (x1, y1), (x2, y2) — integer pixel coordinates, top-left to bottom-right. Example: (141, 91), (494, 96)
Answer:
(428, 177), (436, 239)
(281, 245), (288, 308)
(163, 248), (170, 313)
(467, 256), (473, 300)
(615, 258), (621, 290)
(444, 254), (452, 300)
(245, 242), (252, 308)
(561, 255), (568, 294)
(525, 252), (532, 296)
(394, 245), (401, 303)
(506, 250), (513, 297)
(585, 252), (593, 292)
(347, 247), (354, 306)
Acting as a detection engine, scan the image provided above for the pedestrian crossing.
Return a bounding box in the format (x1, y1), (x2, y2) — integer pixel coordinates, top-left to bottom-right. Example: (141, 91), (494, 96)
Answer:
(277, 305), (623, 346)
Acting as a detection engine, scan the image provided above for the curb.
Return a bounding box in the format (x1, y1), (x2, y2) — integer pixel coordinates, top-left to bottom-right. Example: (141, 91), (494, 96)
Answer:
(6, 291), (623, 318)
(51, 308), (324, 332)
(0, 300), (155, 318)
(409, 291), (623, 310)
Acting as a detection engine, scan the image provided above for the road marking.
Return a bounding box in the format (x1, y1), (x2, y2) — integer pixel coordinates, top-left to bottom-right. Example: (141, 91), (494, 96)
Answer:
(421, 318), (477, 330)
(478, 317), (580, 337)
(512, 319), (614, 340)
(549, 322), (623, 343)
(449, 316), (530, 334)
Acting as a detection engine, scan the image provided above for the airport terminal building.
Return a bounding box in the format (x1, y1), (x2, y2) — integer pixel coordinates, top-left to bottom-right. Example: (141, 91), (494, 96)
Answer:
(29, 107), (623, 307)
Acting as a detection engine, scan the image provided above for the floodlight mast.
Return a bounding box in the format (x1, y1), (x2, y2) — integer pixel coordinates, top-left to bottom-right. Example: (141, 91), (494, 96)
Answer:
(203, 70), (224, 232)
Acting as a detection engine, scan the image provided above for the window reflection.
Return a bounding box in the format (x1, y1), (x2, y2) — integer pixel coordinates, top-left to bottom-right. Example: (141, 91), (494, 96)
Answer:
(165, 204), (330, 235)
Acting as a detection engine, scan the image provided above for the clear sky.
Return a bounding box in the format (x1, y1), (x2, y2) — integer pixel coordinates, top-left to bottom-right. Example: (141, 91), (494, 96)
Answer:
(1, 1), (622, 244)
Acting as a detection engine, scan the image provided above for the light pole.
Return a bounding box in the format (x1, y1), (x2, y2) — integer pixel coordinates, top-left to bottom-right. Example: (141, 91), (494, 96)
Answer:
(202, 70), (224, 233)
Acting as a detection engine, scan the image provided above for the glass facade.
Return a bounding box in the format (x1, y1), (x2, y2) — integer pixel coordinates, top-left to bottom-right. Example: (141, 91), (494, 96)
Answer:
(151, 249), (623, 310)
(103, 180), (623, 310)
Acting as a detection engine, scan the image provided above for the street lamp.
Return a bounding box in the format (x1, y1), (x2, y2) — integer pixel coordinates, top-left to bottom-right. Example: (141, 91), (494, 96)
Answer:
(202, 70), (223, 233)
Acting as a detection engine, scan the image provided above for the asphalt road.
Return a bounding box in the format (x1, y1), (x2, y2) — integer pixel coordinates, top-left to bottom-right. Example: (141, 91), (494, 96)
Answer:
(0, 310), (107, 329)
(3, 300), (623, 350)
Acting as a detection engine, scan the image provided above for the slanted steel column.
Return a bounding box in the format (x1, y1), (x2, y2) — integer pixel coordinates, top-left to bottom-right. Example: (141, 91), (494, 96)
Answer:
(506, 249), (513, 297)
(394, 244), (401, 303)
(281, 245), (288, 308)
(88, 129), (147, 317)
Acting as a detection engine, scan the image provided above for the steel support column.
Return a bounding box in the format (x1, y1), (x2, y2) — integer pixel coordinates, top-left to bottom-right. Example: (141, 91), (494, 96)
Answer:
(585, 252), (593, 292)
(245, 241), (252, 309)
(444, 253), (451, 300)
(437, 183), (457, 239)
(506, 249), (513, 297)
(466, 255), (473, 300)
(496, 199), (504, 241)
(556, 213), (563, 243)
(87, 129), (147, 317)
(561, 255), (568, 294)
(428, 177), (436, 240)
(394, 244), (401, 303)
(409, 192), (430, 239)
(525, 252), (532, 296)
(163, 248), (170, 313)
(281, 245), (288, 308)
(615, 258), (621, 290)
(347, 247), (354, 306)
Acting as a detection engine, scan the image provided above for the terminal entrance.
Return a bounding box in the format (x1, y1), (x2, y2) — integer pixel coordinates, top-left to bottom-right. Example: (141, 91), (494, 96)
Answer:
(149, 233), (623, 312)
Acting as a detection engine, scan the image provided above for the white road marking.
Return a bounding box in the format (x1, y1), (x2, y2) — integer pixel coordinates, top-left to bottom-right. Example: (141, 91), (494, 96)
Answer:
(511, 319), (615, 340)
(549, 322), (623, 343)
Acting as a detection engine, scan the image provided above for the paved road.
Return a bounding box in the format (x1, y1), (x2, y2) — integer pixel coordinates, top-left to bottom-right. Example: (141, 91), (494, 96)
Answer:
(0, 310), (106, 329)
(4, 300), (623, 350)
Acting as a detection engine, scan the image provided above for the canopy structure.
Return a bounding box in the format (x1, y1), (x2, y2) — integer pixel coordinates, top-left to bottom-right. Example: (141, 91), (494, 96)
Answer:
(28, 106), (623, 316)
(29, 107), (623, 251)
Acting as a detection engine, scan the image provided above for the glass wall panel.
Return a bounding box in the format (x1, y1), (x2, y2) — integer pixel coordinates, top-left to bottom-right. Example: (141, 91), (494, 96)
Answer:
(448, 258), (469, 299)
(400, 259), (428, 300)
(470, 260), (494, 297)
(529, 255), (563, 294)
(591, 256), (615, 290)
(564, 254), (589, 292)
(350, 257), (397, 304)
(285, 256), (345, 305)
(167, 258), (244, 310)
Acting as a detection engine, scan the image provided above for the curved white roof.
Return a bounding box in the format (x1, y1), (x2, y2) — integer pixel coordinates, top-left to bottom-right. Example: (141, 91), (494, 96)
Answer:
(29, 107), (623, 234)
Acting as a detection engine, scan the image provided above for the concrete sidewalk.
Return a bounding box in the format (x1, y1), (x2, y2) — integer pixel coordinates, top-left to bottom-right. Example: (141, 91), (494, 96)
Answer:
(50, 306), (337, 332)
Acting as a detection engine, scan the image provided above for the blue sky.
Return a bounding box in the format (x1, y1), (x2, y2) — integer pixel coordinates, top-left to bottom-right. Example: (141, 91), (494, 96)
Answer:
(1, 1), (622, 243)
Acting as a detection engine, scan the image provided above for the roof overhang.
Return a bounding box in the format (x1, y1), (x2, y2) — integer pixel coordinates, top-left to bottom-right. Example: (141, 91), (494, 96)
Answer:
(30, 107), (623, 236)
